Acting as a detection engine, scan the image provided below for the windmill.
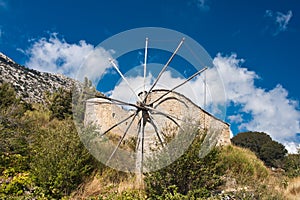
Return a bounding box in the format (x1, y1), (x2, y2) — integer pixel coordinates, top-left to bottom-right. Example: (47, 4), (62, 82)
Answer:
(73, 27), (228, 186)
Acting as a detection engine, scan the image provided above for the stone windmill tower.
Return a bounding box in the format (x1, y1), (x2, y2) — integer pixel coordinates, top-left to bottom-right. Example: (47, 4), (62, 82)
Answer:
(74, 28), (231, 187)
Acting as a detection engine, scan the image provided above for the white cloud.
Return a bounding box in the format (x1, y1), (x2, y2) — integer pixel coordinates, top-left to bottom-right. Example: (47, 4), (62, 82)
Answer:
(228, 114), (243, 123)
(25, 33), (299, 152)
(213, 53), (300, 152)
(276, 10), (293, 31)
(25, 33), (113, 82)
(283, 142), (300, 154)
(109, 72), (153, 103)
(265, 10), (293, 35)
(106, 53), (300, 152)
(108, 65), (198, 104)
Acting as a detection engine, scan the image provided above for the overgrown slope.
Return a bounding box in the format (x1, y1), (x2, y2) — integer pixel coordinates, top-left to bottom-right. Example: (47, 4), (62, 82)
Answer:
(1, 82), (299, 200)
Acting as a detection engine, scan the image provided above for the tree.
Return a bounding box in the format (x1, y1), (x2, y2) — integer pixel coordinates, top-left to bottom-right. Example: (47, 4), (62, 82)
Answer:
(260, 140), (287, 167)
(46, 88), (73, 120)
(231, 131), (287, 167)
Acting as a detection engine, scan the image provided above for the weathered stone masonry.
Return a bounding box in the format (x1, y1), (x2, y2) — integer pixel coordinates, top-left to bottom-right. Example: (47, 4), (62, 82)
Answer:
(85, 89), (231, 148)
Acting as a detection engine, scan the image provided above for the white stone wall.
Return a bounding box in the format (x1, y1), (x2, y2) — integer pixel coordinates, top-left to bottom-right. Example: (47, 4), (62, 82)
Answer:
(84, 90), (231, 148)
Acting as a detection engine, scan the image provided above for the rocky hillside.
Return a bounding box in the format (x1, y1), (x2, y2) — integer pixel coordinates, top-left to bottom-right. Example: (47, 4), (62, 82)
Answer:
(0, 52), (75, 103)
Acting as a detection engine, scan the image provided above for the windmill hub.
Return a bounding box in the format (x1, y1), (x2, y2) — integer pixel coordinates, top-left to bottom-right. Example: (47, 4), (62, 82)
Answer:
(137, 90), (151, 109)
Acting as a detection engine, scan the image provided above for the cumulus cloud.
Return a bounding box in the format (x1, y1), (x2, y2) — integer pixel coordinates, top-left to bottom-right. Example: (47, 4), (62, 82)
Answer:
(108, 65), (196, 102)
(214, 54), (300, 153)
(24, 33), (299, 152)
(109, 73), (153, 103)
(25, 33), (113, 82)
(109, 53), (300, 152)
(227, 114), (243, 123)
(265, 10), (293, 35)
(283, 141), (300, 154)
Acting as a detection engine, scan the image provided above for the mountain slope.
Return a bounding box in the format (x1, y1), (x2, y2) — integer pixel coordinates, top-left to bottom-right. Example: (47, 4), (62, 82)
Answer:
(0, 52), (75, 103)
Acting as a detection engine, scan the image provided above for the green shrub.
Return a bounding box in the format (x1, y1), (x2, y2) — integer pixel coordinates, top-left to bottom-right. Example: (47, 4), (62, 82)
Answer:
(0, 83), (34, 198)
(283, 153), (300, 178)
(30, 119), (94, 199)
(46, 88), (73, 120)
(218, 145), (269, 185)
(0, 172), (33, 196)
(231, 132), (287, 167)
(144, 130), (223, 199)
(104, 190), (145, 200)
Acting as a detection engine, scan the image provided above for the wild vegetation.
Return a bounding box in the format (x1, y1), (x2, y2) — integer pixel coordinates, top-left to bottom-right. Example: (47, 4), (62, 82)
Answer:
(231, 131), (288, 168)
(0, 82), (300, 199)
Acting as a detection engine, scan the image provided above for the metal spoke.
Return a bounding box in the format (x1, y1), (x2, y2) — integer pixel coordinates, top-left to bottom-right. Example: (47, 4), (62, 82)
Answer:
(143, 38), (185, 102)
(150, 111), (183, 132)
(154, 96), (188, 109)
(106, 111), (139, 164)
(143, 37), (148, 92)
(136, 116), (145, 174)
(93, 93), (142, 109)
(100, 113), (136, 136)
(109, 58), (142, 102)
(147, 113), (165, 147)
(136, 113), (145, 151)
(149, 67), (208, 105)
(146, 106), (200, 131)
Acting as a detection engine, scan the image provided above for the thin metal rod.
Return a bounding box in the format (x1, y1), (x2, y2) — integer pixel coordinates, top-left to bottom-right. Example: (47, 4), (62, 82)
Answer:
(141, 117), (145, 173)
(146, 106), (184, 130)
(148, 113), (165, 147)
(100, 113), (136, 136)
(143, 37), (148, 92)
(136, 115), (145, 174)
(109, 58), (142, 102)
(204, 69), (207, 129)
(92, 93), (142, 109)
(150, 67), (208, 105)
(150, 107), (204, 130)
(154, 96), (188, 109)
(146, 106), (203, 130)
(106, 111), (138, 164)
(143, 38), (185, 102)
(136, 118), (142, 151)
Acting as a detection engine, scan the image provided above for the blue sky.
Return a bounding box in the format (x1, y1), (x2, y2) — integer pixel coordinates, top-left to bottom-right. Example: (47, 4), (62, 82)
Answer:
(0, 0), (300, 152)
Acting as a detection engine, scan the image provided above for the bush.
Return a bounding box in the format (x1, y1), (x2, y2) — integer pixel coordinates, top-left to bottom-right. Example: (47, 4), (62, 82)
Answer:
(144, 130), (223, 199)
(283, 153), (300, 178)
(0, 83), (34, 198)
(30, 118), (94, 199)
(218, 145), (269, 185)
(231, 131), (287, 167)
(46, 88), (73, 120)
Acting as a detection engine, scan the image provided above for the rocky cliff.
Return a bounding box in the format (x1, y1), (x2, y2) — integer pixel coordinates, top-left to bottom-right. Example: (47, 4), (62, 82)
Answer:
(0, 52), (75, 103)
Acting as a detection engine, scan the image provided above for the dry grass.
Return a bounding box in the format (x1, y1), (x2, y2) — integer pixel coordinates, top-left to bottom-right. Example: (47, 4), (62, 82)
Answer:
(69, 173), (105, 199)
(69, 169), (139, 199)
(219, 145), (269, 185)
(218, 145), (287, 199)
(284, 176), (300, 200)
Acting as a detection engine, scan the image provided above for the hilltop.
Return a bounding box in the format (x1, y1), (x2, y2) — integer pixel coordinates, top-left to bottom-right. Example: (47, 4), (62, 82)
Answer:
(0, 52), (75, 103)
